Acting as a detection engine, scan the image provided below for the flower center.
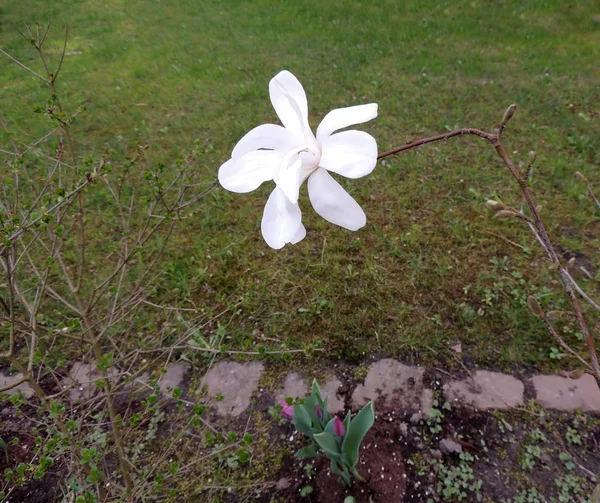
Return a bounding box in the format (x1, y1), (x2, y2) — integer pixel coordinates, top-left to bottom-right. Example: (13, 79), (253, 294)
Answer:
(274, 143), (322, 204)
(299, 149), (321, 173)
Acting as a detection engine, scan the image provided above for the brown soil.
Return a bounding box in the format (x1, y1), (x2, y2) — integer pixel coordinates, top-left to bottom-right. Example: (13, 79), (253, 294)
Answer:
(0, 405), (61, 503)
(277, 416), (406, 503)
(3, 364), (600, 502)
(268, 389), (600, 503)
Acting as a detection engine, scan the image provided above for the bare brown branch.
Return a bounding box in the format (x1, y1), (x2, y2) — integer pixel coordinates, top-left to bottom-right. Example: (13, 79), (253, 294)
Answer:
(379, 106), (600, 385)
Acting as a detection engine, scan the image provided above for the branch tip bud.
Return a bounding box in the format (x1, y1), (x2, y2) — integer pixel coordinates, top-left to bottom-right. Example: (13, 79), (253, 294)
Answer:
(485, 200), (505, 212)
(527, 296), (543, 318)
(502, 104), (517, 124)
(569, 369), (585, 380)
(495, 210), (518, 219)
(528, 151), (536, 164)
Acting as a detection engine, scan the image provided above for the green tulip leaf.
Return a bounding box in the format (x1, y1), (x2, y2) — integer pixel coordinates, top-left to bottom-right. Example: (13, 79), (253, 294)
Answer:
(341, 401), (375, 468)
(292, 403), (314, 439)
(330, 459), (351, 486)
(343, 410), (352, 433)
(303, 395), (323, 433)
(313, 431), (341, 460)
(311, 379), (324, 404)
(324, 416), (337, 437)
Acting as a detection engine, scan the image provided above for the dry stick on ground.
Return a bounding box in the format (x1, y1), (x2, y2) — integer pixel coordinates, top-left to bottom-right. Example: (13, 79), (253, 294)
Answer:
(377, 105), (600, 387)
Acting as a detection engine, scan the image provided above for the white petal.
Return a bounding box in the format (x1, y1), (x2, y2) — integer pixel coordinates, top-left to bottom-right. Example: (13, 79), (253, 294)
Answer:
(316, 103), (378, 142)
(308, 168), (366, 231)
(218, 150), (282, 193)
(269, 71), (309, 136)
(231, 124), (299, 159)
(320, 131), (377, 179)
(290, 224), (306, 244)
(261, 187), (303, 249)
(274, 153), (304, 204)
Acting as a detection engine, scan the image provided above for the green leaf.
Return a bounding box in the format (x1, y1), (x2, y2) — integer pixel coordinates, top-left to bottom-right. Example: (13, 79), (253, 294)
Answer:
(350, 466), (366, 482)
(342, 401), (375, 468)
(322, 403), (332, 425)
(343, 410), (352, 433)
(292, 403), (314, 440)
(303, 395), (323, 433)
(323, 416), (337, 437)
(236, 448), (251, 463)
(313, 432), (341, 460)
(300, 485), (313, 497)
(86, 466), (102, 484)
(311, 379), (324, 403)
(330, 459), (351, 486)
(295, 444), (318, 458)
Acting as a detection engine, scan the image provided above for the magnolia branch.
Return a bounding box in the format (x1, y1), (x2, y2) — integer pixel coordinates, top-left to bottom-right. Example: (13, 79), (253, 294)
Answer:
(378, 105), (600, 386)
(575, 171), (600, 212)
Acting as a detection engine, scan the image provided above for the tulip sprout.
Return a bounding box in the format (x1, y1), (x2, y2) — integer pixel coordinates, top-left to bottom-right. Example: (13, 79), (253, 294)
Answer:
(282, 379), (375, 486)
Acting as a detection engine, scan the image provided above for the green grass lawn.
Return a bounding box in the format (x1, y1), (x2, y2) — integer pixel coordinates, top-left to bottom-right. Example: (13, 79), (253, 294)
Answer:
(1, 0), (599, 371)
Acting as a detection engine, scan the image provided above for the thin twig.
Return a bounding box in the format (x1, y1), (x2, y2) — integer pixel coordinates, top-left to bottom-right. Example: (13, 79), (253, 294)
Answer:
(141, 300), (198, 312)
(539, 314), (593, 371)
(52, 26), (69, 83)
(379, 107), (600, 385)
(1, 175), (94, 252)
(0, 47), (47, 82)
(0, 376), (28, 393)
(479, 230), (525, 250)
(377, 128), (494, 159)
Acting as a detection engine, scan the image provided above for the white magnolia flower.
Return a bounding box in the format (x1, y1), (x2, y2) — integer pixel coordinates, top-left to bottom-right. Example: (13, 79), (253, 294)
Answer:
(218, 70), (378, 249)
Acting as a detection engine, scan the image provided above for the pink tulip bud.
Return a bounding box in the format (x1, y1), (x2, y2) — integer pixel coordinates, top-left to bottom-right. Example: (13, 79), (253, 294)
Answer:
(333, 416), (345, 437)
(279, 400), (293, 420)
(315, 404), (323, 420)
